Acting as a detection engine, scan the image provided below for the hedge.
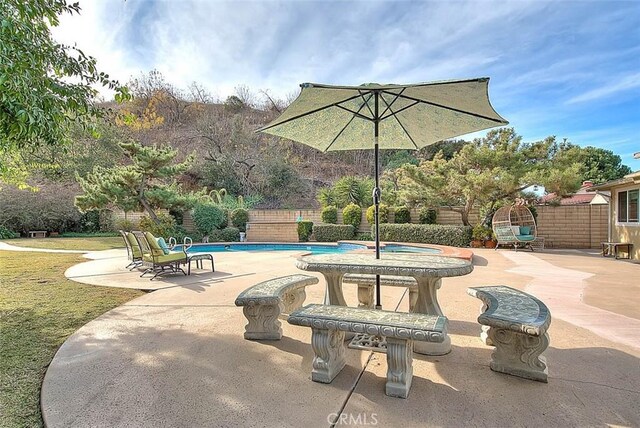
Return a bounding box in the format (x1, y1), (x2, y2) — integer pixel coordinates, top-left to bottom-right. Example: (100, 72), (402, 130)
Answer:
(208, 227), (240, 242)
(376, 224), (472, 247)
(297, 221), (313, 242)
(313, 224), (355, 242)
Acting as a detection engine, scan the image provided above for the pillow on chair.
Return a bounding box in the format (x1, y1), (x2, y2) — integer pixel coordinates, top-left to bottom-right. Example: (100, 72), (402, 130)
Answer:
(156, 237), (171, 255)
(519, 226), (532, 235)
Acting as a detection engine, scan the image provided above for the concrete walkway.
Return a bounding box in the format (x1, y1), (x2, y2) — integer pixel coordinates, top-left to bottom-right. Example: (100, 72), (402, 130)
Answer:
(38, 248), (640, 427)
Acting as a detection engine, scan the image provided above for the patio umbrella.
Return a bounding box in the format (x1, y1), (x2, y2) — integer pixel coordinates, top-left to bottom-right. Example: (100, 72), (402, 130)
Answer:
(257, 77), (508, 308)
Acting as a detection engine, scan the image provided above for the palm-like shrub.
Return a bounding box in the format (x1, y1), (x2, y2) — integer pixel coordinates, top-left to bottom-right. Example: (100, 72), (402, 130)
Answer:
(333, 176), (374, 207)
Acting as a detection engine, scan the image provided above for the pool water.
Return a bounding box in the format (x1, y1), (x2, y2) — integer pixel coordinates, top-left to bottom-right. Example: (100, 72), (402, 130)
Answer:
(179, 242), (441, 255)
(381, 244), (441, 254)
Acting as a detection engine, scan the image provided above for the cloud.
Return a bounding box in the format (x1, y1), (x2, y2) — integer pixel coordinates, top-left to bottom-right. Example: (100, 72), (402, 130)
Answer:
(49, 0), (639, 166)
(565, 72), (640, 105)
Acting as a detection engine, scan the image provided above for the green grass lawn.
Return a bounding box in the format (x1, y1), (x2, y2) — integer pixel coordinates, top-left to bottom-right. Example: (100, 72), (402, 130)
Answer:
(0, 248), (143, 427)
(5, 236), (124, 251)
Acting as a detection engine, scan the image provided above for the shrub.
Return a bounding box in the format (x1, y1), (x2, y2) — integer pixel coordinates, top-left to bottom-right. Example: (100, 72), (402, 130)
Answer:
(0, 181), (82, 233)
(79, 210), (101, 233)
(0, 225), (18, 239)
(377, 224), (473, 247)
(114, 218), (136, 232)
(230, 208), (249, 232)
(365, 204), (389, 225)
(342, 203), (362, 229)
(321, 205), (338, 224)
(297, 221), (314, 242)
(419, 207), (437, 225)
(472, 224), (493, 241)
(192, 203), (228, 234)
(313, 224), (355, 242)
(208, 227), (240, 242)
(393, 206), (411, 224)
(139, 213), (176, 239)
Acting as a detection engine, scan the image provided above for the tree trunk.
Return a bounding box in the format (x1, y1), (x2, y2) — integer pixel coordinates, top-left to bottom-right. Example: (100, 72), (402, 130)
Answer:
(139, 197), (160, 223)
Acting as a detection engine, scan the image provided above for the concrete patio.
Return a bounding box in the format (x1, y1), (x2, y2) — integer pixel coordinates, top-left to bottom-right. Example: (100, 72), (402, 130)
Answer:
(41, 247), (640, 427)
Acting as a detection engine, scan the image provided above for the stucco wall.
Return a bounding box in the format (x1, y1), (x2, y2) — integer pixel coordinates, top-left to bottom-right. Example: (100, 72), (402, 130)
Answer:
(610, 187), (640, 260)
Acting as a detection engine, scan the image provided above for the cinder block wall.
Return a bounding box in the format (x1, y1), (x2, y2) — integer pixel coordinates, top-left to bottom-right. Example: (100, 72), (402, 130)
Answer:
(536, 205), (608, 249)
(112, 205), (608, 249)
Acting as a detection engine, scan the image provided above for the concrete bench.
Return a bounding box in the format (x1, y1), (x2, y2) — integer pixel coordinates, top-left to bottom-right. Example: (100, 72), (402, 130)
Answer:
(28, 230), (47, 238)
(235, 274), (319, 340)
(467, 286), (551, 382)
(287, 304), (447, 398)
(342, 274), (418, 311)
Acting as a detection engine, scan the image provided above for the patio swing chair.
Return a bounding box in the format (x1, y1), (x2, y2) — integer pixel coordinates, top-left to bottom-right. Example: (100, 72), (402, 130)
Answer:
(492, 205), (539, 251)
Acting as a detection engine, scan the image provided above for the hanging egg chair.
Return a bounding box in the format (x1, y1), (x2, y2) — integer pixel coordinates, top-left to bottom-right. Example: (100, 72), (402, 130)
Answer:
(491, 205), (538, 251)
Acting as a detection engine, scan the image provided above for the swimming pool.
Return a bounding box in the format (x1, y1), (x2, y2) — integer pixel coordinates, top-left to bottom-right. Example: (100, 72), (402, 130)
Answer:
(179, 242), (442, 255)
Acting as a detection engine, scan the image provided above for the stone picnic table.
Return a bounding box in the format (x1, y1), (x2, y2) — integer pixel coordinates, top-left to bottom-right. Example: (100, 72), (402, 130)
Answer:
(295, 253), (474, 355)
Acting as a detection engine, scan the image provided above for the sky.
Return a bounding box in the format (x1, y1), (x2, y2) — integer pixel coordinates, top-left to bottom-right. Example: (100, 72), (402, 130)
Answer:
(53, 0), (640, 168)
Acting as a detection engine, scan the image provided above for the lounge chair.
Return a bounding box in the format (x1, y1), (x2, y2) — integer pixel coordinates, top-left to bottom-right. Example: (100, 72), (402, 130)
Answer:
(119, 230), (142, 270)
(132, 231), (188, 280)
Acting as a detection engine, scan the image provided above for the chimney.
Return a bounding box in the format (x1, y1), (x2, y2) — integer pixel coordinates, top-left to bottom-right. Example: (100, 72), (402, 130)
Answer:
(582, 180), (593, 188)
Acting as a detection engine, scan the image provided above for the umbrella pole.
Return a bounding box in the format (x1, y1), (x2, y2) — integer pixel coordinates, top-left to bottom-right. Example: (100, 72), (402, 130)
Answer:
(374, 91), (382, 310)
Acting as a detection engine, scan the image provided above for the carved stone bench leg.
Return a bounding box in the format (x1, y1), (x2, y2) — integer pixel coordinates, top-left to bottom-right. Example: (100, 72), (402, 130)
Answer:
(385, 337), (414, 398)
(242, 302), (283, 340)
(487, 328), (549, 382)
(311, 328), (346, 383)
(357, 284), (374, 308)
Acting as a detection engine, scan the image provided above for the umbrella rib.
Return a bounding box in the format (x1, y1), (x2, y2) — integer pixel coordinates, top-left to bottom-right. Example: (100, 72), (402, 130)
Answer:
(324, 95), (373, 152)
(378, 88), (405, 118)
(335, 105), (371, 121)
(256, 93), (366, 132)
(358, 90), (376, 119)
(379, 94), (419, 149)
(379, 100), (419, 121)
(379, 89), (508, 124)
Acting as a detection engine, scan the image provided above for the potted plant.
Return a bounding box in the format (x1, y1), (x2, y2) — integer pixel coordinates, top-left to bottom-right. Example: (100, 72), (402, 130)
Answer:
(471, 224), (487, 248)
(484, 229), (497, 248)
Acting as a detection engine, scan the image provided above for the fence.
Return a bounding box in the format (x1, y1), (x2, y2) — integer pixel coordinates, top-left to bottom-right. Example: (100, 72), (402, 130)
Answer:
(112, 204), (608, 249)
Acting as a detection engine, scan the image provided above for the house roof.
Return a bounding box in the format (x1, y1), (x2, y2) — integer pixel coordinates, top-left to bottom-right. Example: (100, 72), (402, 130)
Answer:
(541, 180), (610, 205)
(589, 171), (640, 191)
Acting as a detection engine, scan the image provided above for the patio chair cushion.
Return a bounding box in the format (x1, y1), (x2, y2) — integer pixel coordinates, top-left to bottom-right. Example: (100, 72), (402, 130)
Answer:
(519, 226), (532, 235)
(515, 235), (535, 241)
(145, 232), (166, 256)
(510, 226), (520, 235)
(126, 232), (142, 258)
(156, 237), (170, 255)
(142, 251), (186, 264)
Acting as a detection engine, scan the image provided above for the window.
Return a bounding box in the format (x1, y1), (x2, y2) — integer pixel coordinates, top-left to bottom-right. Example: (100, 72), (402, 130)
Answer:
(618, 189), (639, 223)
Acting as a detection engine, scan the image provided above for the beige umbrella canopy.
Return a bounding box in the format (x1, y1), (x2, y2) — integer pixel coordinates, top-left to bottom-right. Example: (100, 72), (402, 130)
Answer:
(258, 77), (508, 308)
